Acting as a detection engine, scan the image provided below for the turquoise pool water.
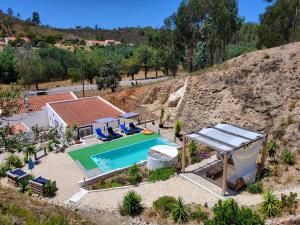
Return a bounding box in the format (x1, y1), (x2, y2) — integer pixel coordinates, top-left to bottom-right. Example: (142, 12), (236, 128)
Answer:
(91, 138), (176, 173)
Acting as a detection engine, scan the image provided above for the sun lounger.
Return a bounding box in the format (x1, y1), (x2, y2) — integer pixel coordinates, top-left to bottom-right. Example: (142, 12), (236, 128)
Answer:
(129, 122), (143, 133)
(107, 127), (122, 139)
(96, 128), (110, 141)
(206, 165), (223, 180)
(6, 168), (30, 186)
(119, 124), (133, 135)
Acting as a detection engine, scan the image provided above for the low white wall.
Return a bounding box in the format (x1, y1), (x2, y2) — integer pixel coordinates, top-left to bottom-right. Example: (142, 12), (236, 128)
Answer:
(78, 161), (147, 187)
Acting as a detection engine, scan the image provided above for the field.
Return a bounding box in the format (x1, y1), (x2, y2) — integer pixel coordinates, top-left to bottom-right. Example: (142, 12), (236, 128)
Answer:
(68, 133), (159, 170)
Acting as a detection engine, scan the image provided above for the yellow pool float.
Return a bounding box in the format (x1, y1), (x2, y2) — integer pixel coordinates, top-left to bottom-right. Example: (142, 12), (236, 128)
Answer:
(143, 129), (154, 135)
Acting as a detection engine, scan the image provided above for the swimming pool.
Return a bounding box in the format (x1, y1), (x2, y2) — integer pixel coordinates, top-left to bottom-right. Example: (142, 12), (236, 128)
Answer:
(91, 138), (177, 173)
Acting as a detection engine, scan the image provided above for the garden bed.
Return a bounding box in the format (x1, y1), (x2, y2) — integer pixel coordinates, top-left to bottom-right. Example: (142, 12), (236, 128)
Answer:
(87, 165), (177, 190)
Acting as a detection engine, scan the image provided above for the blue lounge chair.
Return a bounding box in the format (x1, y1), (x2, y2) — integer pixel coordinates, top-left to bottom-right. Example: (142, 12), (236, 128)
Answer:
(96, 128), (109, 141)
(129, 122), (143, 133)
(107, 127), (122, 139)
(119, 124), (133, 135)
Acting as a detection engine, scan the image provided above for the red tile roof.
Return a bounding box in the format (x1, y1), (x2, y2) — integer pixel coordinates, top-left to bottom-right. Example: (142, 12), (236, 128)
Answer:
(18, 92), (76, 113)
(48, 97), (123, 127)
(10, 123), (29, 133)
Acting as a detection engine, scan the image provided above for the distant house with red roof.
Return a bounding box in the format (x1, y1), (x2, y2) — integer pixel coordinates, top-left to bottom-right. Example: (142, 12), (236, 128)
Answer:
(46, 96), (124, 137)
(1, 92), (77, 131)
(86, 39), (121, 47)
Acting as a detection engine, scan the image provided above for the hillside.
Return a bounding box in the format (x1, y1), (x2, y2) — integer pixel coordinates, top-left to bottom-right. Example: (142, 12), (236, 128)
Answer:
(105, 42), (300, 151)
(0, 12), (149, 43)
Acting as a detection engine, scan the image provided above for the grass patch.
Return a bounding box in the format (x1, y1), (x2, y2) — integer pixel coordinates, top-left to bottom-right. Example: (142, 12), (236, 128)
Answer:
(148, 167), (176, 182)
(246, 182), (263, 194)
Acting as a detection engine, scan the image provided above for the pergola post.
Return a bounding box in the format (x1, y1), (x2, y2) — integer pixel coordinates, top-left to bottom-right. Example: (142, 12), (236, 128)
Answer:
(260, 135), (268, 168)
(222, 153), (229, 196)
(181, 136), (187, 173)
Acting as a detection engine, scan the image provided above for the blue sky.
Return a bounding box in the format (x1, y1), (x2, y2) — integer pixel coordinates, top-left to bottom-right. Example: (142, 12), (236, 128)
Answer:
(0, 0), (270, 29)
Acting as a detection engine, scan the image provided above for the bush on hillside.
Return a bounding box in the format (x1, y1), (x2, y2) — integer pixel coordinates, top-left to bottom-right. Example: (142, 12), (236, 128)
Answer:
(148, 167), (176, 182)
(190, 207), (209, 222)
(281, 150), (295, 166)
(205, 199), (264, 225)
(128, 164), (142, 185)
(246, 182), (263, 194)
(153, 196), (177, 217)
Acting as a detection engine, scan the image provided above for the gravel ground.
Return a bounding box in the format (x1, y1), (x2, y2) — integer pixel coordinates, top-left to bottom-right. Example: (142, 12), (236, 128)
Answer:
(23, 152), (85, 204)
(77, 176), (220, 210)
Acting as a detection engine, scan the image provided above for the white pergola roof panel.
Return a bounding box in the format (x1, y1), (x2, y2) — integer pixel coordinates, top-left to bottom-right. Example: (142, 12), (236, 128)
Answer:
(215, 123), (264, 140)
(200, 128), (248, 147)
(186, 123), (266, 153)
(187, 133), (233, 152)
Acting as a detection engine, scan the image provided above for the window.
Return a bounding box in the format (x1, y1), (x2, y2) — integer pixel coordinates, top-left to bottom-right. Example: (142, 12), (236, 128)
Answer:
(78, 126), (93, 137)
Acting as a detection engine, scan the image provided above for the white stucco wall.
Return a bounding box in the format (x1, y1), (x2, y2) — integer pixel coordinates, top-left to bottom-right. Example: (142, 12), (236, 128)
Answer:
(45, 104), (67, 132)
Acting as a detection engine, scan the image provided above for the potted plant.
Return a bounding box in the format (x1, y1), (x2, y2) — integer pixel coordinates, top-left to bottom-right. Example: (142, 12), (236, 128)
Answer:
(174, 120), (182, 138)
(74, 134), (81, 144)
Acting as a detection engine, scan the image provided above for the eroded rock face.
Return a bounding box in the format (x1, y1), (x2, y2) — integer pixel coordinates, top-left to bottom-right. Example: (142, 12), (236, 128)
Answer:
(177, 42), (300, 150)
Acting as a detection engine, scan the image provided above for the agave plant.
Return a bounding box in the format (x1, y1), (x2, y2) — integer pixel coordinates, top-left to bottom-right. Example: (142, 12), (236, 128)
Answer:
(266, 140), (278, 162)
(120, 191), (144, 217)
(259, 191), (281, 218)
(172, 197), (188, 224)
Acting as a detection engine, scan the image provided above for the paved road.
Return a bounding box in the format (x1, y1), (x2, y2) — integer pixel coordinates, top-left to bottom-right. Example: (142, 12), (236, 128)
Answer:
(27, 77), (168, 95)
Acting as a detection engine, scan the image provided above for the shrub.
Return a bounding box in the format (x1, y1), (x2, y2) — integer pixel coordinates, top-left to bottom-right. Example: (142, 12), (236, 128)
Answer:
(149, 167), (176, 182)
(281, 192), (298, 215)
(190, 207), (208, 222)
(0, 166), (7, 177)
(18, 180), (29, 193)
(246, 182), (263, 194)
(259, 191), (281, 218)
(128, 164), (142, 185)
(153, 196), (177, 217)
(44, 180), (57, 197)
(188, 141), (197, 156)
(281, 150), (295, 165)
(205, 199), (264, 225)
(266, 140), (278, 161)
(174, 120), (182, 137)
(119, 191), (144, 217)
(172, 197), (188, 224)
(4, 154), (23, 170)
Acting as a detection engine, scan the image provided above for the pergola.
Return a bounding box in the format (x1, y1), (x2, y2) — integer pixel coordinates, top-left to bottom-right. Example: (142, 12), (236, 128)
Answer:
(182, 122), (267, 196)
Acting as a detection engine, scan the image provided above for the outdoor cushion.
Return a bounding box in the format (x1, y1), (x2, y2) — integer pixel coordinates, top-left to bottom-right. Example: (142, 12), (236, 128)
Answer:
(33, 176), (49, 185)
(10, 168), (27, 177)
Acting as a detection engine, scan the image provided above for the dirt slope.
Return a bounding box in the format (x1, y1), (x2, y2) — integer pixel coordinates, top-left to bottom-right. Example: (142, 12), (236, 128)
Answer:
(108, 42), (300, 150)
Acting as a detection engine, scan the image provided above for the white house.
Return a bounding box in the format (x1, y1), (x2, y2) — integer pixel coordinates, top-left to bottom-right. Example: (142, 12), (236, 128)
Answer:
(46, 96), (125, 137)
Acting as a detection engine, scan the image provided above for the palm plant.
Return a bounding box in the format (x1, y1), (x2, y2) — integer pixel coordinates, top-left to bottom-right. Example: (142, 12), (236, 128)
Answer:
(172, 197), (188, 224)
(18, 180), (28, 193)
(24, 145), (36, 160)
(119, 191), (144, 217)
(281, 150), (295, 166)
(259, 191), (281, 218)
(44, 180), (56, 197)
(266, 140), (278, 162)
(4, 154), (23, 170)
